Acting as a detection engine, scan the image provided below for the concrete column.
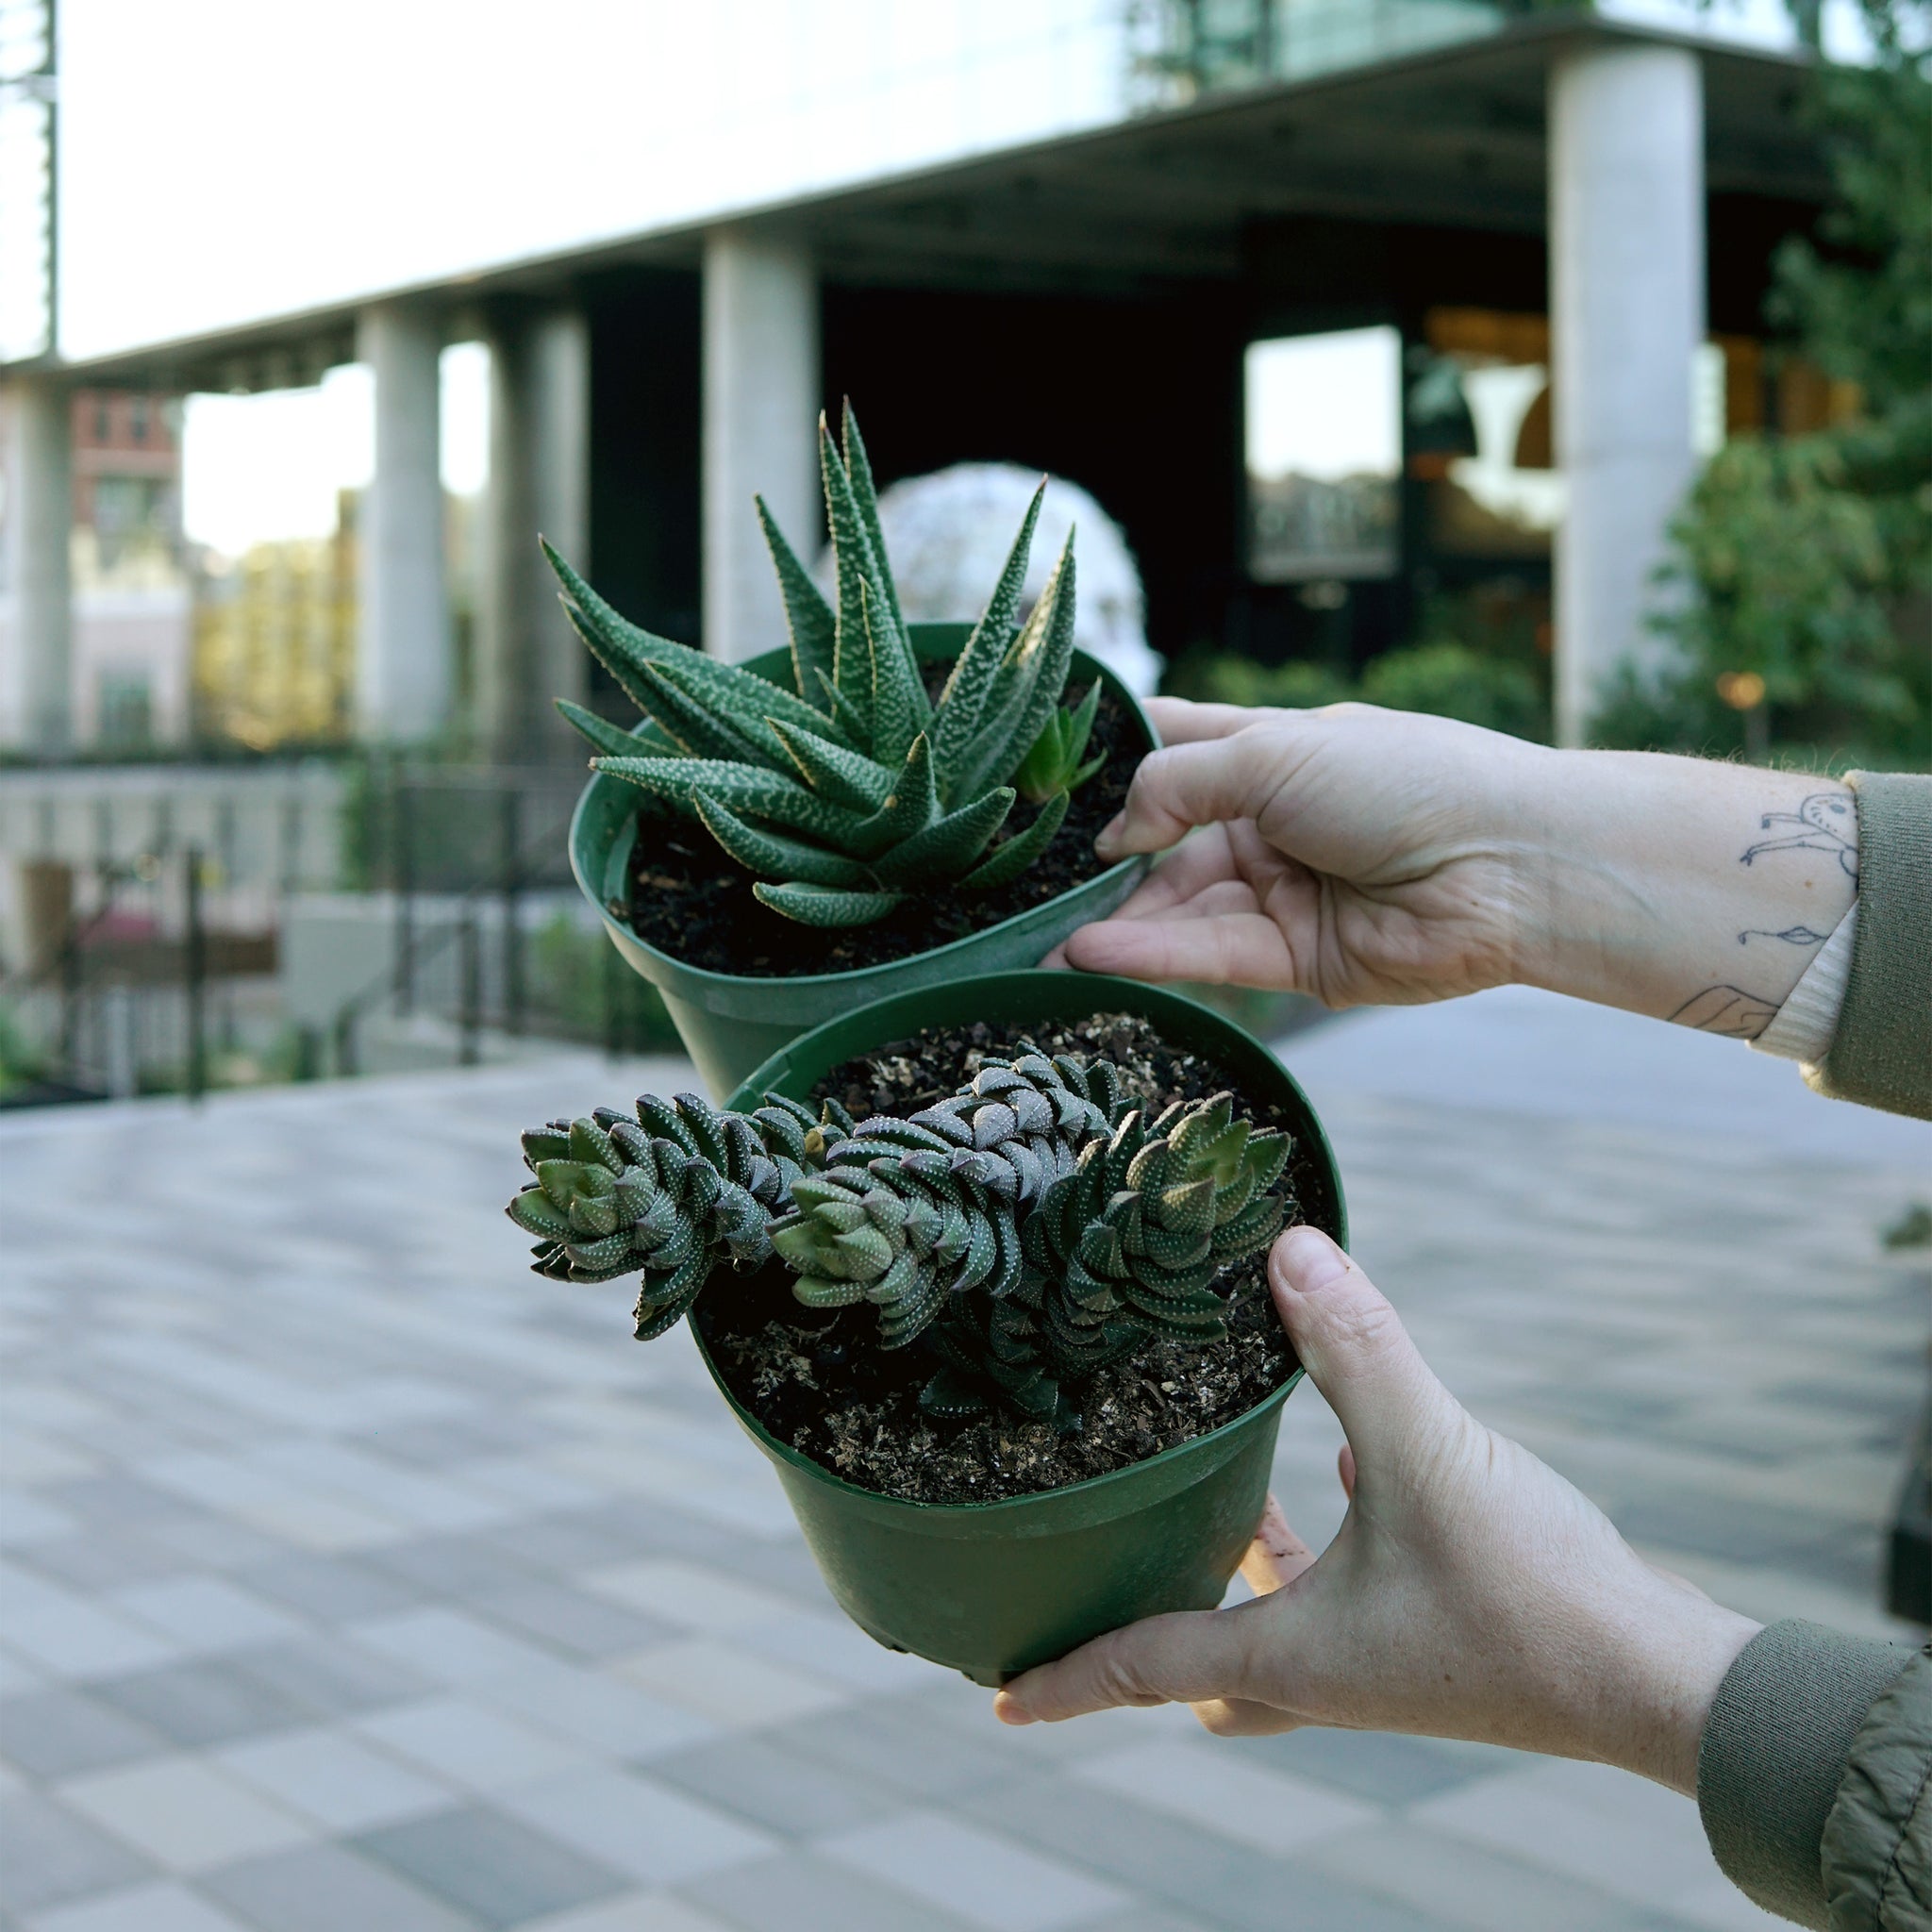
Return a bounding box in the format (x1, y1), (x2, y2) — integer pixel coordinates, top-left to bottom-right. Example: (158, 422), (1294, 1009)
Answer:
(356, 304), (451, 743)
(703, 228), (819, 661)
(477, 306), (590, 762)
(1548, 44), (1705, 746)
(1, 378), (74, 754)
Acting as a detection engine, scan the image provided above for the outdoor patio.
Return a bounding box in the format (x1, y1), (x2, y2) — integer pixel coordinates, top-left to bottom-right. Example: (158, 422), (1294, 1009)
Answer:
(3, 987), (1926, 1932)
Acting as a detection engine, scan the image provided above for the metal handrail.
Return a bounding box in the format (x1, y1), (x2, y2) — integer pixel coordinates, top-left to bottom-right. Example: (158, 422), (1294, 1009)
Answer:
(325, 810), (577, 1074)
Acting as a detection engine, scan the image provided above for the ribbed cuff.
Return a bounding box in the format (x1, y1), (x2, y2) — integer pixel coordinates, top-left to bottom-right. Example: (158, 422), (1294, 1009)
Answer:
(1698, 1620), (1913, 1930)
(1753, 905), (1857, 1064)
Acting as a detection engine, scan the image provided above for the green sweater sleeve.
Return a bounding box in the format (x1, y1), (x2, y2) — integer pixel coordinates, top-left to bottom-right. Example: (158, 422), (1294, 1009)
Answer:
(1823, 1644), (1931, 1930)
(1699, 1621), (1917, 1928)
(1811, 772), (1932, 1121)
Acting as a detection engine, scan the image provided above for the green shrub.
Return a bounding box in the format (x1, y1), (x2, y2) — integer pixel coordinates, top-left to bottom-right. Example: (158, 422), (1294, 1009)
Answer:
(1359, 642), (1547, 740)
(1164, 641), (1547, 741)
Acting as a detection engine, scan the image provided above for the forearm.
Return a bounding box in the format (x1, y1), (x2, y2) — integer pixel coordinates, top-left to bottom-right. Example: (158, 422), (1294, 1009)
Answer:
(1515, 752), (1857, 1038)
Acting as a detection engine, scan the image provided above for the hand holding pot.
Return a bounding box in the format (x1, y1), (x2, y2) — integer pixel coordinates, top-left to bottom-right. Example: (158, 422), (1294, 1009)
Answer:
(993, 1226), (1759, 1796)
(1048, 698), (1857, 1035)
(1045, 699), (1539, 1008)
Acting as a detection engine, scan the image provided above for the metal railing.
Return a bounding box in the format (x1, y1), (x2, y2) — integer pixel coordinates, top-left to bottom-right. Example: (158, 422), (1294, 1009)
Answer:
(0, 846), (263, 1104)
(323, 784), (675, 1077)
(2, 758), (674, 1102)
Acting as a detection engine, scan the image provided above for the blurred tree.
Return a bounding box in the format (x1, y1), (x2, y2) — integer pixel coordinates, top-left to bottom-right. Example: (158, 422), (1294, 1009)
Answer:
(1602, 0), (1931, 766)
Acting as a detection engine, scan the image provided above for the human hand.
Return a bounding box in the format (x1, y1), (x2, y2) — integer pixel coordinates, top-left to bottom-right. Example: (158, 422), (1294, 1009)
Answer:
(993, 1226), (1758, 1795)
(1047, 697), (1857, 1034)
(1045, 698), (1547, 1008)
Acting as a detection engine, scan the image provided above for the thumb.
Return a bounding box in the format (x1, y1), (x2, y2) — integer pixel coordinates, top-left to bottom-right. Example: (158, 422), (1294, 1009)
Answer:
(1269, 1227), (1457, 1460)
(992, 1601), (1255, 1725)
(1094, 731), (1292, 859)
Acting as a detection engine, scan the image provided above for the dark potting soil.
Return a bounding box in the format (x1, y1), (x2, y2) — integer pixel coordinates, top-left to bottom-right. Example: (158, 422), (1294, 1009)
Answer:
(620, 680), (1143, 977)
(694, 1012), (1313, 1505)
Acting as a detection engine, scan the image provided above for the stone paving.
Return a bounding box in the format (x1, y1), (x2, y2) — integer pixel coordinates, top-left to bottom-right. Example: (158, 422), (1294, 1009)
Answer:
(2, 988), (1927, 1932)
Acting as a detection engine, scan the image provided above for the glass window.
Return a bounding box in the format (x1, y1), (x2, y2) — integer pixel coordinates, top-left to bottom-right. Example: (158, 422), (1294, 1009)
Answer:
(1416, 308), (1562, 560)
(96, 671), (154, 749)
(1244, 325), (1401, 582)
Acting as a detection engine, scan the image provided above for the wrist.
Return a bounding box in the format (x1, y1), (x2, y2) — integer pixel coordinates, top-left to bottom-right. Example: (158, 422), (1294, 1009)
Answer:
(1500, 752), (1857, 1028)
(1589, 1582), (1761, 1795)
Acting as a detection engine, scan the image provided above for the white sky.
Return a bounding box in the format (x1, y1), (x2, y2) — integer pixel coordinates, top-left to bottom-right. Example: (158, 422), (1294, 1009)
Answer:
(1245, 327), (1402, 482)
(180, 341), (489, 555)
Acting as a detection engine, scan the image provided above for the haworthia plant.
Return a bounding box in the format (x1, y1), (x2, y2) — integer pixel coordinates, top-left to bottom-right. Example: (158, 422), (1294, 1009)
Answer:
(545, 403), (1107, 928)
(507, 1051), (1291, 1426)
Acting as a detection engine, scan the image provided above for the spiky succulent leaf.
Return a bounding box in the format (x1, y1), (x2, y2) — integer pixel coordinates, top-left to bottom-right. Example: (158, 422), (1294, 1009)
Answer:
(960, 790), (1068, 892)
(819, 423), (882, 736)
(841, 401), (912, 667)
(1013, 680), (1104, 805)
(594, 755), (868, 846)
(691, 792), (872, 890)
(819, 423), (925, 764)
(545, 539), (835, 744)
(813, 668), (871, 745)
(769, 720), (895, 814)
(868, 784), (1013, 889)
(930, 479), (1044, 798)
(862, 580), (921, 770)
(555, 699), (679, 760)
(954, 536), (1079, 804)
(755, 494), (838, 707)
(845, 733), (937, 860)
(752, 883), (906, 926)
(634, 660), (786, 766)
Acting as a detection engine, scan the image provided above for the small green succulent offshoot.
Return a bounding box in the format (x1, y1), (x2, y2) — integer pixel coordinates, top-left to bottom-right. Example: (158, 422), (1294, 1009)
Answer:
(1013, 681), (1105, 806)
(544, 403), (1104, 928)
(507, 1050), (1292, 1427)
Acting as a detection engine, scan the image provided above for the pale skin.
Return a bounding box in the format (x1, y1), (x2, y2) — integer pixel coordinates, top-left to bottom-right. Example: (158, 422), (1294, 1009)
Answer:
(1005, 698), (1857, 1791)
(1041, 698), (1857, 1037)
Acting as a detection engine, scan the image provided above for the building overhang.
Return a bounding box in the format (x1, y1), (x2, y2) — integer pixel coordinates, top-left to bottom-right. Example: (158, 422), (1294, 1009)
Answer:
(45, 11), (1826, 393)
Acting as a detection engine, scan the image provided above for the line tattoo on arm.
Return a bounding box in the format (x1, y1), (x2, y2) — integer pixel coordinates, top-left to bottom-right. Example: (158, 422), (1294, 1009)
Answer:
(1740, 792), (1859, 881)
(1738, 924), (1831, 947)
(1668, 985), (1781, 1038)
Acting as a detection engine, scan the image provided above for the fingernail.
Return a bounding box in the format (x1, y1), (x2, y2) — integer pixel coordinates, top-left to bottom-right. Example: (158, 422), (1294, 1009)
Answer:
(1275, 1226), (1350, 1294)
(1093, 816), (1125, 860)
(991, 1691), (1036, 1725)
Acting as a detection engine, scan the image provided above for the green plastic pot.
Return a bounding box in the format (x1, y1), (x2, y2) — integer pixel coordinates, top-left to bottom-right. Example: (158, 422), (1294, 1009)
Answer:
(697, 968), (1346, 1686)
(569, 625), (1158, 1097)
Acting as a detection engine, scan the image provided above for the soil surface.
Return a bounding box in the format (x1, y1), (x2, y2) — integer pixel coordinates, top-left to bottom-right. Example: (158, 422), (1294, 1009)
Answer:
(621, 679), (1143, 977)
(695, 1012), (1318, 1505)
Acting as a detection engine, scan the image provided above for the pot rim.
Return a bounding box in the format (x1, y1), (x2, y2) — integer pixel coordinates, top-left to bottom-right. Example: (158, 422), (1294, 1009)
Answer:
(569, 632), (1158, 995)
(691, 968), (1345, 1526)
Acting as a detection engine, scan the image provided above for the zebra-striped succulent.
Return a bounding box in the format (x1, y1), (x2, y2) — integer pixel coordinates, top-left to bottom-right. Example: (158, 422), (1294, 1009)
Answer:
(507, 1091), (818, 1340)
(545, 404), (1104, 929)
(507, 1051), (1291, 1426)
(766, 1052), (1131, 1357)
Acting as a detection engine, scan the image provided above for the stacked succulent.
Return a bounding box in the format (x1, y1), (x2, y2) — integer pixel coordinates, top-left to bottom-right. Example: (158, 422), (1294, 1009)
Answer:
(507, 1050), (1291, 1425)
(544, 405), (1104, 928)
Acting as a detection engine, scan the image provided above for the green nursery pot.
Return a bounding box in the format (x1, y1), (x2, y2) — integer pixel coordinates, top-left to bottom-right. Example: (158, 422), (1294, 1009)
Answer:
(569, 625), (1158, 1097)
(700, 969), (1347, 1686)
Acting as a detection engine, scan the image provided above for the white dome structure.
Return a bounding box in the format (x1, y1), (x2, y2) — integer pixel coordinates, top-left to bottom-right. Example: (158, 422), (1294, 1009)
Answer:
(814, 462), (1163, 698)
